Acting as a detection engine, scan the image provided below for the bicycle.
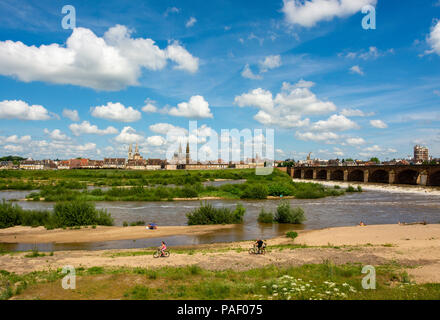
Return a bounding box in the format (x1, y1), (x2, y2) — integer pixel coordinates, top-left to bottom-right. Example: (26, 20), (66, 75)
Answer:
(153, 248), (170, 258)
(248, 244), (266, 255)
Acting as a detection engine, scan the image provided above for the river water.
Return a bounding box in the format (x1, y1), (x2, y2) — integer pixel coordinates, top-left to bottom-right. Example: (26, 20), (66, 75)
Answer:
(1, 187), (439, 251)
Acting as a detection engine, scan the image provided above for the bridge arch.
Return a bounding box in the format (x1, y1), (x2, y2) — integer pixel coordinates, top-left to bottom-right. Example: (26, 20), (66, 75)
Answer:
(304, 169), (314, 179)
(347, 169), (364, 182)
(316, 169), (327, 180)
(293, 169), (301, 179)
(330, 169), (344, 181)
(396, 169), (419, 185)
(428, 170), (440, 186)
(369, 169), (389, 184)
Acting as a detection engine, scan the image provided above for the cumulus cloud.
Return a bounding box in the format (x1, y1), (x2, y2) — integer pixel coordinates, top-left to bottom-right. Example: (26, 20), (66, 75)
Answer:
(44, 128), (70, 140)
(349, 65), (364, 75)
(310, 114), (359, 131)
(259, 55), (282, 72)
(167, 95), (213, 118)
(0, 135), (31, 145)
(241, 64), (262, 80)
(91, 102), (141, 122)
(0, 100), (51, 120)
(165, 41), (199, 73)
(146, 136), (166, 146)
(149, 123), (187, 135)
(185, 17), (197, 28)
(234, 80), (336, 128)
(346, 137), (366, 146)
(114, 126), (144, 144)
(0, 25), (199, 91)
(282, 0), (377, 27)
(427, 20), (440, 55)
(370, 119), (388, 128)
(141, 99), (158, 113)
(62, 109), (80, 122)
(295, 131), (339, 142)
(69, 121), (118, 136)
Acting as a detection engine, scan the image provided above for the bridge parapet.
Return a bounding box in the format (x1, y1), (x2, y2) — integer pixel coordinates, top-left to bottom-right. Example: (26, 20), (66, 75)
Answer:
(290, 165), (440, 186)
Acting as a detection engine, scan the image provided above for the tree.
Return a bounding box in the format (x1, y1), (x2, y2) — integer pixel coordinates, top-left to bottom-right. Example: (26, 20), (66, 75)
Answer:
(370, 157), (380, 164)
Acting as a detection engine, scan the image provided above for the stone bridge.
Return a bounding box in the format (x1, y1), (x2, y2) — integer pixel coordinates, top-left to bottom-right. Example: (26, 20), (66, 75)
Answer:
(284, 165), (440, 186)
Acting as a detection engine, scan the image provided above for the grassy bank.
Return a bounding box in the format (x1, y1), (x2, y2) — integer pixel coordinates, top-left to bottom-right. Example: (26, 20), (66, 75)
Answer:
(20, 169), (345, 201)
(0, 200), (113, 229)
(2, 262), (439, 300)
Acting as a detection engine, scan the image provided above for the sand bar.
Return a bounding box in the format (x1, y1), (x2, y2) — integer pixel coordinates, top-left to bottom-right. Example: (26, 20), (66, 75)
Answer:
(0, 224), (236, 244)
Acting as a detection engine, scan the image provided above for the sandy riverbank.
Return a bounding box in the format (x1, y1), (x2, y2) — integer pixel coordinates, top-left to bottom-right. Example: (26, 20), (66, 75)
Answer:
(2, 224), (440, 283)
(0, 224), (236, 244)
(293, 178), (440, 196)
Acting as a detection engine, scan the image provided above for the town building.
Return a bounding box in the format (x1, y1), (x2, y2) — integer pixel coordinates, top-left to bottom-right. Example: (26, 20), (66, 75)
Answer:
(414, 145), (429, 163)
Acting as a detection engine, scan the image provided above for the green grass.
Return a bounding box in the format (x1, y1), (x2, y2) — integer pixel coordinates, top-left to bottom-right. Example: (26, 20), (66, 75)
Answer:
(3, 263), (440, 300)
(186, 202), (246, 225)
(10, 169), (346, 201)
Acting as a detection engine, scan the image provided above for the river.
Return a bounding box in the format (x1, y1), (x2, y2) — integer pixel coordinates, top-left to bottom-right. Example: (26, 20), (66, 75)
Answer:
(1, 186), (439, 251)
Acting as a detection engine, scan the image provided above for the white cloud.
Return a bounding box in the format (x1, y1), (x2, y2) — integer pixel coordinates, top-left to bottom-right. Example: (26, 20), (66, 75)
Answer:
(346, 137), (366, 146)
(370, 119), (388, 128)
(0, 25), (199, 91)
(310, 114), (359, 131)
(0, 100), (51, 120)
(62, 109), (80, 122)
(146, 136), (166, 146)
(427, 20), (440, 55)
(44, 128), (69, 140)
(340, 108), (374, 117)
(149, 123), (186, 135)
(141, 99), (158, 113)
(167, 95), (213, 118)
(164, 7), (180, 16)
(69, 121), (118, 136)
(91, 102), (141, 122)
(295, 131), (339, 142)
(185, 17), (197, 28)
(0, 135), (31, 145)
(114, 126), (144, 144)
(234, 80), (336, 128)
(165, 41), (199, 73)
(259, 55), (282, 72)
(241, 64), (262, 80)
(343, 46), (394, 60)
(282, 0), (377, 27)
(3, 144), (24, 153)
(350, 65), (364, 75)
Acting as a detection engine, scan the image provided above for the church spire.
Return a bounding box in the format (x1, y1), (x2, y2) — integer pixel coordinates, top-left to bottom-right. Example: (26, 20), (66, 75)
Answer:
(186, 141), (190, 165)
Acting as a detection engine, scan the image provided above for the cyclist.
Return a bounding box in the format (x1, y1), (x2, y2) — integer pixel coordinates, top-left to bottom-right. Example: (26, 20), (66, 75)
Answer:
(255, 239), (264, 254)
(160, 241), (167, 257)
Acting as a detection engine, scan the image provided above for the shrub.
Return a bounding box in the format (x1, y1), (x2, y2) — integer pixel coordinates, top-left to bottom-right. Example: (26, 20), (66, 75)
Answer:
(286, 231), (298, 239)
(267, 183), (294, 197)
(274, 201), (306, 224)
(346, 185), (362, 193)
(52, 201), (113, 227)
(258, 209), (274, 223)
(240, 184), (268, 199)
(186, 202), (245, 225)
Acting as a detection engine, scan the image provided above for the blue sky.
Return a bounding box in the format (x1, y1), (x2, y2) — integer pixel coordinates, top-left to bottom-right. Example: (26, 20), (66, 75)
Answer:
(0, 0), (439, 161)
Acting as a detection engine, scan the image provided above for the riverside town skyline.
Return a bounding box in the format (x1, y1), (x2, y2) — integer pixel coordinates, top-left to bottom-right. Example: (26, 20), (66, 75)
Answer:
(1, 0), (440, 306)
